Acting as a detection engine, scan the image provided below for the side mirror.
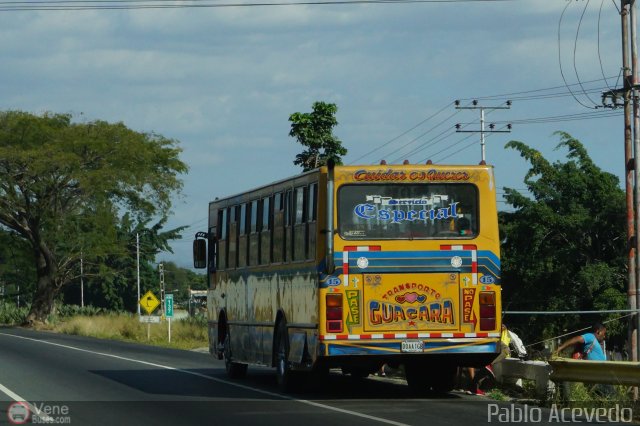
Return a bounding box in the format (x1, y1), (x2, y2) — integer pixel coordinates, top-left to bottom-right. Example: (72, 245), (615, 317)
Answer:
(193, 238), (207, 269)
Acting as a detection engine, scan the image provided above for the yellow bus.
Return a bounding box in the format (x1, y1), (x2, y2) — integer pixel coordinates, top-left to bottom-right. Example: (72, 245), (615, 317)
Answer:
(193, 160), (502, 392)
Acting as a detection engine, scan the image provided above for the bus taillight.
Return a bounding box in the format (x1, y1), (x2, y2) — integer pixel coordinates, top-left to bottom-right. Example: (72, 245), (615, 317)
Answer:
(326, 294), (343, 333)
(478, 291), (496, 331)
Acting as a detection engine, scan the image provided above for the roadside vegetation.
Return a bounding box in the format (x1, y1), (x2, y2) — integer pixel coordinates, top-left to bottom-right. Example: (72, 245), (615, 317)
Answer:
(50, 313), (208, 350)
(488, 378), (636, 417)
(0, 302), (208, 350)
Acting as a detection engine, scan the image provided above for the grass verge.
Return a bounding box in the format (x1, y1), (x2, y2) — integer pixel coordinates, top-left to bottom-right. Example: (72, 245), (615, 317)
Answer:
(46, 313), (209, 350)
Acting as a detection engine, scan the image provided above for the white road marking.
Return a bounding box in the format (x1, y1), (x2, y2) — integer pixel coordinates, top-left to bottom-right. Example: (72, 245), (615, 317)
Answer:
(0, 332), (410, 426)
(0, 382), (54, 422)
(0, 382), (28, 402)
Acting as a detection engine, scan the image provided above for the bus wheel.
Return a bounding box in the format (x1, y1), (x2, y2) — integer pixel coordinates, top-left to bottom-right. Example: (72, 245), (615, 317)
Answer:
(275, 322), (296, 392)
(223, 333), (248, 379)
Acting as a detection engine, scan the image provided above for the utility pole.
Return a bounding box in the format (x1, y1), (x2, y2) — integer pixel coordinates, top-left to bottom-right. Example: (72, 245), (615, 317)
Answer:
(602, 0), (640, 361)
(631, 0), (640, 365)
(454, 100), (512, 163)
(80, 250), (84, 308)
(136, 233), (141, 317)
(604, 0), (640, 366)
(159, 262), (165, 317)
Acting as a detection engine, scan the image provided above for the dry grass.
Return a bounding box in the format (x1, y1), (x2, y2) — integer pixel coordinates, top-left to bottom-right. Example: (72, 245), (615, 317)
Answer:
(52, 313), (208, 350)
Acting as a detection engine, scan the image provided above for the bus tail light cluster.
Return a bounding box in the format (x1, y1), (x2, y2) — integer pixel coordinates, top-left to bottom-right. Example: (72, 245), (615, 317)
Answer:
(478, 291), (496, 331)
(326, 294), (343, 333)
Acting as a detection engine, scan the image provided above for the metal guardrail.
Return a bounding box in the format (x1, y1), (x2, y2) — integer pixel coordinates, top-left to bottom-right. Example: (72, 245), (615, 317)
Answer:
(493, 358), (640, 398)
(549, 359), (640, 386)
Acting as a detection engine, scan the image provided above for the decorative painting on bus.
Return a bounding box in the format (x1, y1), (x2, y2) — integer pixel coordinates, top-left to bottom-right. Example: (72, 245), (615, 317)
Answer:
(363, 273), (460, 332)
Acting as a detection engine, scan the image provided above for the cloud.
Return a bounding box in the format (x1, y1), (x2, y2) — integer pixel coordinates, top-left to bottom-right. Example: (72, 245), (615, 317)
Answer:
(0, 0), (626, 269)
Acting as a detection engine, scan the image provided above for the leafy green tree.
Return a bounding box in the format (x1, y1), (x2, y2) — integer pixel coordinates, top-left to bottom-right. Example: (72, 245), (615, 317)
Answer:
(158, 261), (206, 302)
(289, 102), (347, 171)
(500, 132), (627, 345)
(0, 111), (187, 324)
(63, 214), (186, 312)
(0, 228), (35, 303)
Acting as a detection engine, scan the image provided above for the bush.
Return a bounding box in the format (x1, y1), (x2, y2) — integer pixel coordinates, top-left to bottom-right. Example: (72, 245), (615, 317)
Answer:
(0, 302), (29, 325)
(50, 311), (208, 350)
(54, 304), (111, 318)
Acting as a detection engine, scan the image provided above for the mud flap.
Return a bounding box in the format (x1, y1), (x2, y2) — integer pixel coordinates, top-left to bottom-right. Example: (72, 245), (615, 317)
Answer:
(289, 331), (307, 364)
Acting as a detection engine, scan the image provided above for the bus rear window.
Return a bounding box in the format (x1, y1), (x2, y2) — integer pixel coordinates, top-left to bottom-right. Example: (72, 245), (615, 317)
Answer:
(338, 184), (478, 240)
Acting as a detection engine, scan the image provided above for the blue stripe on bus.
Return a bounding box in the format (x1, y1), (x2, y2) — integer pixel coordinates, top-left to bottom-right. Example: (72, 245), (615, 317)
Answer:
(325, 340), (500, 356)
(324, 250), (501, 286)
(334, 250), (500, 266)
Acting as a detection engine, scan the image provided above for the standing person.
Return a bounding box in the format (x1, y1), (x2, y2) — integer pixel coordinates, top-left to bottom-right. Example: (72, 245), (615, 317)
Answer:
(555, 322), (613, 396)
(555, 322), (607, 361)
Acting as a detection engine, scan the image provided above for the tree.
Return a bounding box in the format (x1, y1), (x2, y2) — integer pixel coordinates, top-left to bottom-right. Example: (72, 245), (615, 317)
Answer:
(0, 228), (35, 302)
(157, 261), (207, 301)
(500, 132), (627, 345)
(0, 111), (188, 324)
(289, 101), (347, 171)
(63, 214), (186, 312)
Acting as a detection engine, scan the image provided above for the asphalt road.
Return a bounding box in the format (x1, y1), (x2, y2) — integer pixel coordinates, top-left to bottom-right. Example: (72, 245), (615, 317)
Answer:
(0, 327), (630, 426)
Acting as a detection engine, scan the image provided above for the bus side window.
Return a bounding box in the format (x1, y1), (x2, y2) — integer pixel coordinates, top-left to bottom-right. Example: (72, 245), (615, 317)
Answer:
(238, 203), (248, 267)
(273, 193), (284, 263)
(208, 225), (217, 274)
(307, 183), (317, 260)
(228, 206), (238, 269)
(261, 196), (271, 265)
(293, 186), (306, 261)
(218, 208), (228, 270)
(249, 199), (259, 266)
(284, 189), (293, 262)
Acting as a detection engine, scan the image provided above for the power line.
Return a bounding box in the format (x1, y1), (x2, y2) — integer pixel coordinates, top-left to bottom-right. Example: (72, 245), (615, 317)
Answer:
(348, 102), (454, 164)
(597, 0), (616, 93)
(366, 82), (619, 166)
(505, 309), (640, 315)
(458, 77), (619, 102)
(495, 110), (621, 125)
(483, 108), (619, 124)
(388, 120), (460, 163)
(572, 0), (600, 107)
(558, 0), (598, 109)
(0, 0), (517, 11)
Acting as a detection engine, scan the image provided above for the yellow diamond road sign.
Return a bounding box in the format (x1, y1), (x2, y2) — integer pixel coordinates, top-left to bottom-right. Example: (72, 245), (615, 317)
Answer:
(140, 291), (160, 315)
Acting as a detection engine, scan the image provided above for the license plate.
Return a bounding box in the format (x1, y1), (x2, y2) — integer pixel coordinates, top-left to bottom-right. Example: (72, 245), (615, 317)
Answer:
(401, 340), (424, 353)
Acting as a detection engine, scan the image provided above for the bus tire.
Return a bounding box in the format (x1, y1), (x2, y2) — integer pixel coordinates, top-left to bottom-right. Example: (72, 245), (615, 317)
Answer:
(275, 321), (297, 392)
(223, 332), (248, 379)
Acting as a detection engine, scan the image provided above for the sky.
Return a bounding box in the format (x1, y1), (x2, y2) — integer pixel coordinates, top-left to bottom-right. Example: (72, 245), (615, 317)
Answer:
(0, 0), (629, 268)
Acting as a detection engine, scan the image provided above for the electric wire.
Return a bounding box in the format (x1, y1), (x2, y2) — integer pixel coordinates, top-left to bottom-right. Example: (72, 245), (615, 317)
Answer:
(348, 102), (454, 164)
(597, 0), (615, 92)
(370, 88), (616, 166)
(523, 313), (634, 350)
(389, 108), (617, 164)
(419, 132), (475, 163)
(558, 0), (598, 109)
(0, 0), (517, 11)
(432, 139), (476, 163)
(573, 0), (600, 107)
(459, 76), (618, 101)
(387, 115), (462, 163)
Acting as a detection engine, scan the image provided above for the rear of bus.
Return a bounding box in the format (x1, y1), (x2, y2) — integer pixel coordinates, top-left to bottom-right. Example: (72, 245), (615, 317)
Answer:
(317, 163), (502, 391)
